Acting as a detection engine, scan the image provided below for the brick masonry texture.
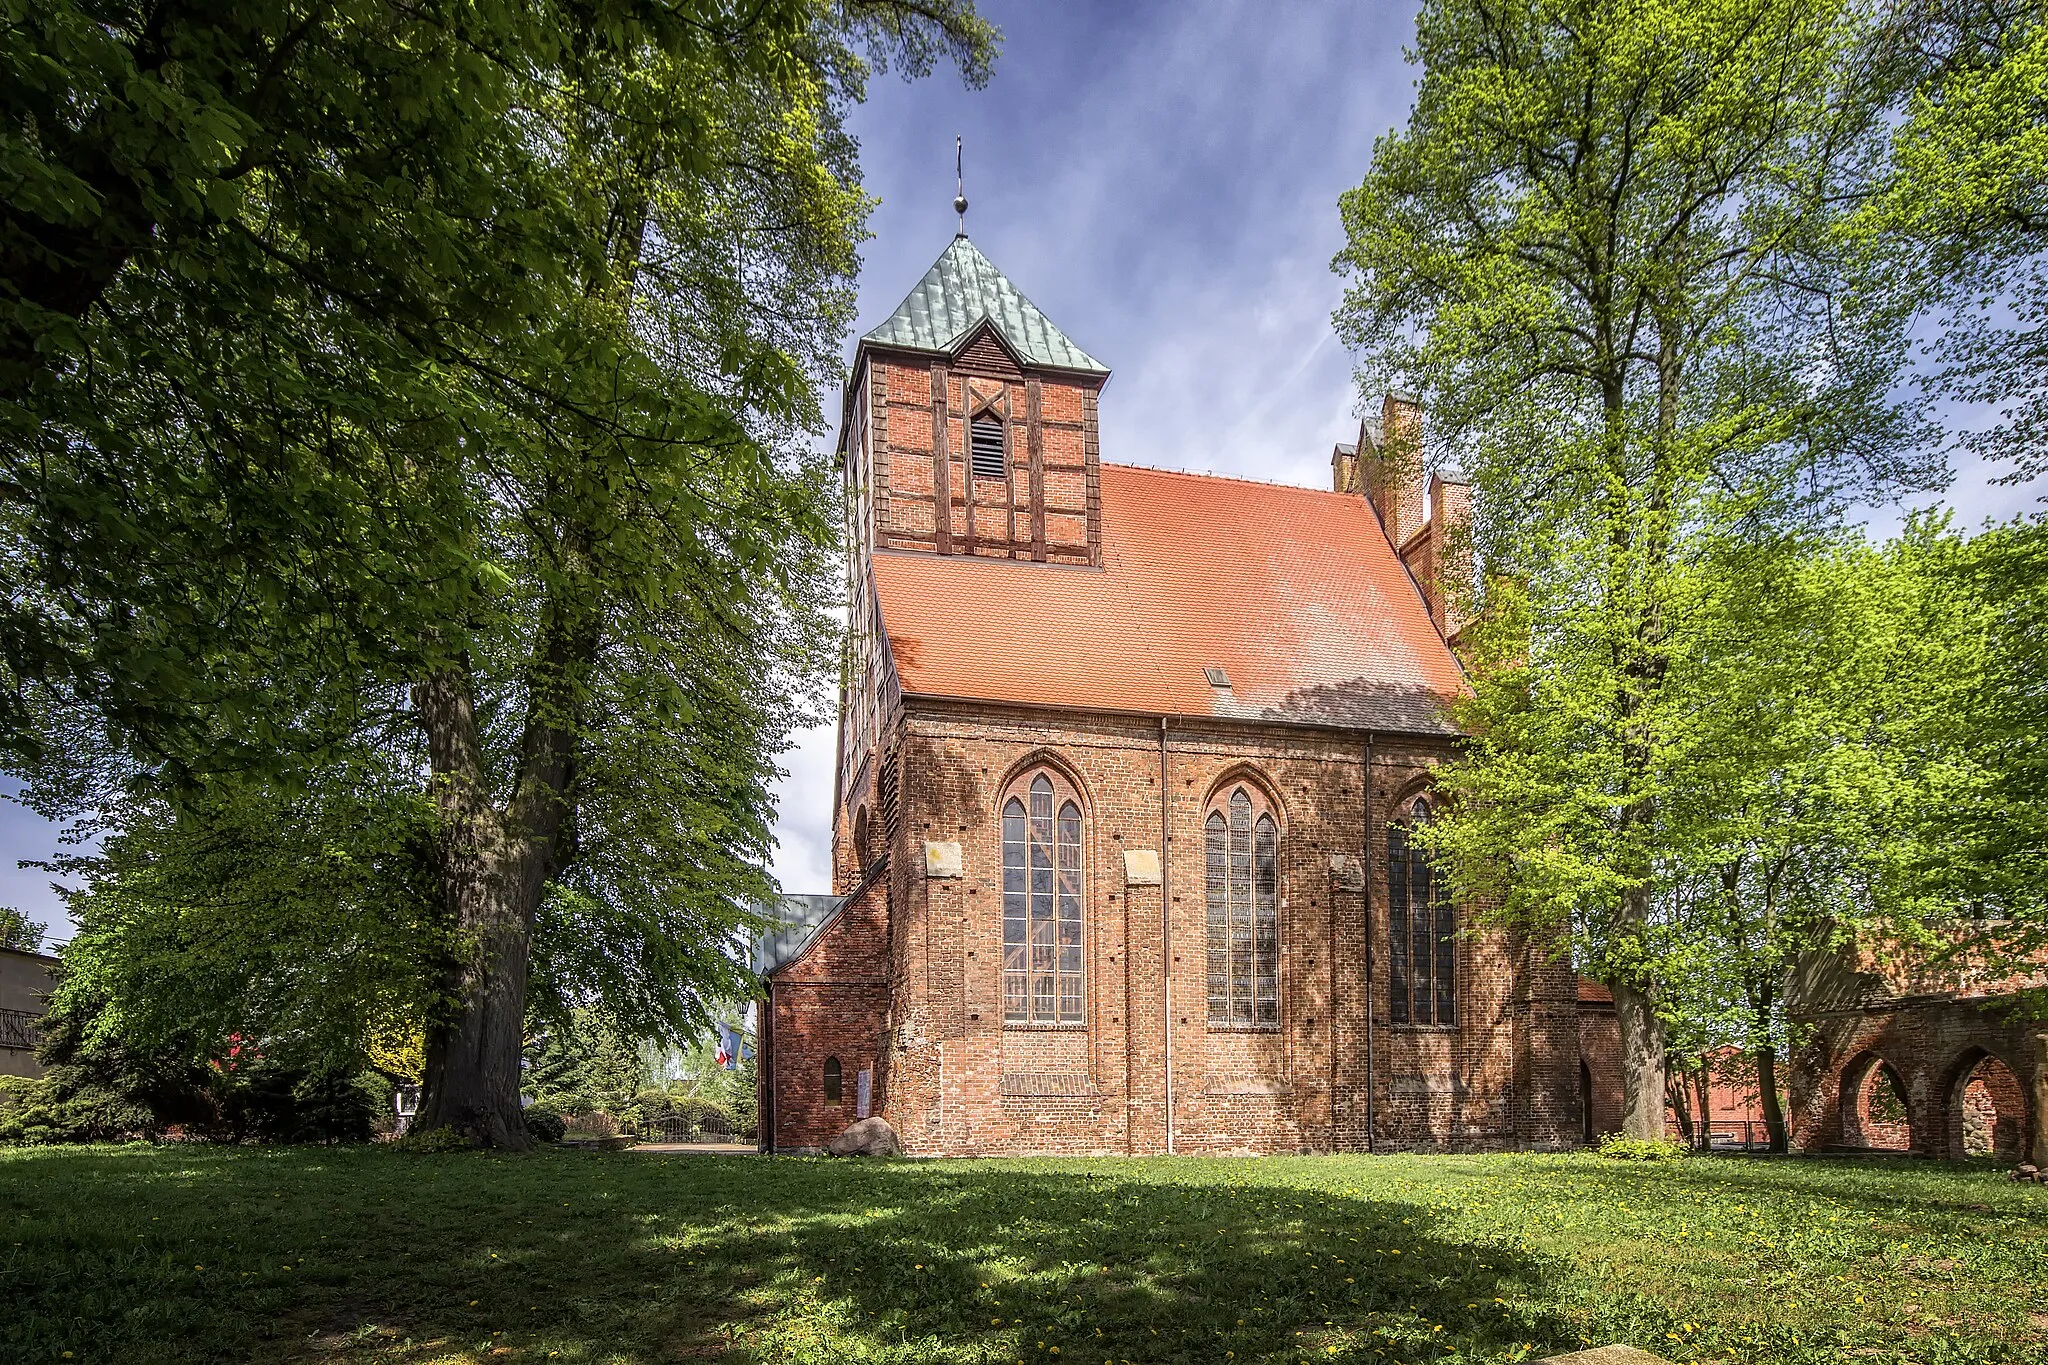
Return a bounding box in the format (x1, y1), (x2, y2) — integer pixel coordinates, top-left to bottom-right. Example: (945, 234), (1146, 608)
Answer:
(765, 320), (1607, 1156)
(867, 349), (1100, 565)
(771, 700), (1587, 1156)
(1786, 997), (2041, 1161)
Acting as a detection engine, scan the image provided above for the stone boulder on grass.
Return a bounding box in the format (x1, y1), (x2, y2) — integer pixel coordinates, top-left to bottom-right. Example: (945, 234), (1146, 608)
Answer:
(826, 1116), (901, 1157)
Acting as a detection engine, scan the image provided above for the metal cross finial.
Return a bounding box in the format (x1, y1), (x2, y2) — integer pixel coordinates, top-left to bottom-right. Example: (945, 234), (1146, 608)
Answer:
(953, 135), (968, 236)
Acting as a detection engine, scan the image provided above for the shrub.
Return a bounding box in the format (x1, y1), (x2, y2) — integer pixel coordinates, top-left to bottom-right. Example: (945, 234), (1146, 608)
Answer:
(1596, 1133), (1689, 1161)
(0, 1074), (44, 1142)
(355, 1072), (397, 1136)
(29, 981), (222, 1141)
(395, 1124), (472, 1153)
(523, 1107), (566, 1143)
(285, 1069), (378, 1144)
(219, 1062), (377, 1144)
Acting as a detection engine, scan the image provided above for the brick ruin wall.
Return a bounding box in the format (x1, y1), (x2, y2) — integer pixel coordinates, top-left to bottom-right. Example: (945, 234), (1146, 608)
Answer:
(1788, 998), (2044, 1162)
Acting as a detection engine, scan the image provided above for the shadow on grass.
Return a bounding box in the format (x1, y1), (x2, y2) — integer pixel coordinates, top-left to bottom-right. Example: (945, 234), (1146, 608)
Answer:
(0, 1146), (1573, 1364)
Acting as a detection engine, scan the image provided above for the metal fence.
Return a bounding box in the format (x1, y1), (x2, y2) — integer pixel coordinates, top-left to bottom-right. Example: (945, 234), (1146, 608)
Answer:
(0, 1008), (39, 1054)
(1697, 1120), (1777, 1152)
(655, 1111), (736, 1143)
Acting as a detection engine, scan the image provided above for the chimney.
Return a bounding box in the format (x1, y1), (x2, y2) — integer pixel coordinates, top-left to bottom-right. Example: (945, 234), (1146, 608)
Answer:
(1425, 471), (1474, 641)
(1356, 391), (1427, 549)
(1348, 392), (1476, 643)
(1330, 441), (1360, 495)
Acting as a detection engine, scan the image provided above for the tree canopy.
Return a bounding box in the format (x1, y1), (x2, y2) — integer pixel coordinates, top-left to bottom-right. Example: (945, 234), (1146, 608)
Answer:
(6, 0), (998, 1146)
(1335, 0), (1938, 1136)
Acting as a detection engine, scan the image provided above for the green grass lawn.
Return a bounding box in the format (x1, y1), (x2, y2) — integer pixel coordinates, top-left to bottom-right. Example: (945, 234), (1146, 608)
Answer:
(0, 1146), (2039, 1364)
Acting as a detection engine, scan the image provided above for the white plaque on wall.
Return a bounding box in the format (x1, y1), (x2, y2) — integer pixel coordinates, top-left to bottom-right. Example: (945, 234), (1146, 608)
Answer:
(924, 840), (963, 878)
(1123, 849), (1162, 886)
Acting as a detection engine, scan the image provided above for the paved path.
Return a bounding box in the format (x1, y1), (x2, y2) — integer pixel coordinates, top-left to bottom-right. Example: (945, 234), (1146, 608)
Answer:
(626, 1141), (757, 1155)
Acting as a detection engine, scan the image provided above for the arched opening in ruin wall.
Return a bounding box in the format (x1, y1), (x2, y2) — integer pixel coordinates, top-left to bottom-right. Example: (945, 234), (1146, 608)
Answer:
(1941, 1049), (2030, 1164)
(1838, 1051), (1915, 1152)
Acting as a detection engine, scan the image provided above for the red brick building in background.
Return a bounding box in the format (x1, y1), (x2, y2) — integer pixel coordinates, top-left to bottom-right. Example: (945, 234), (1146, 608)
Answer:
(757, 232), (1586, 1155)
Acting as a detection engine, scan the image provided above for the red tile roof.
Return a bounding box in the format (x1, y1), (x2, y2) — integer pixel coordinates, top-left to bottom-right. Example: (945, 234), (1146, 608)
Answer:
(1578, 979), (1615, 1005)
(870, 464), (1467, 733)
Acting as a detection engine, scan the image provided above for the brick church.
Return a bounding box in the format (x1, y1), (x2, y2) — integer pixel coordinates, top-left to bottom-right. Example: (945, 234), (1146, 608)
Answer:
(754, 229), (1589, 1156)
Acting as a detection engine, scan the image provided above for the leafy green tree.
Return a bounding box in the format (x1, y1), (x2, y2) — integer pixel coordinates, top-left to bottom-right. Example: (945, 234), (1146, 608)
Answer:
(43, 764), (441, 1076)
(709, 1053), (760, 1140)
(1854, 4), (2048, 1114)
(1898, 517), (2048, 970)
(18, 972), (216, 1141)
(1859, 2), (2048, 479)
(0, 905), (43, 952)
(1650, 528), (1978, 1149)
(8, 1), (997, 1148)
(523, 1007), (647, 1118)
(1335, 0), (1934, 1136)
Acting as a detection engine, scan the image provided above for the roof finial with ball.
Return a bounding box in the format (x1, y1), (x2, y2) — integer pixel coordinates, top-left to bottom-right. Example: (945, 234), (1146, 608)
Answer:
(954, 135), (968, 236)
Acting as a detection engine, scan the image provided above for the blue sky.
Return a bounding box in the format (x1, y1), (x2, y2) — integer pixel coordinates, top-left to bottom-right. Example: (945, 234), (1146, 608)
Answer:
(2, 1), (2036, 935)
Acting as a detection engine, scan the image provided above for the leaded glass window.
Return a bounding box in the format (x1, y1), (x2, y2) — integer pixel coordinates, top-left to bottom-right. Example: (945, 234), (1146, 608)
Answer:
(1388, 797), (1455, 1026)
(1002, 774), (1083, 1025)
(1206, 786), (1279, 1028)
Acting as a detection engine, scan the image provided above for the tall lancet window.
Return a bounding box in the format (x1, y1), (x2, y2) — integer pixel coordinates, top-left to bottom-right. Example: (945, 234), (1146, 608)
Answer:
(1389, 797), (1456, 1025)
(1002, 773), (1083, 1025)
(1206, 784), (1280, 1028)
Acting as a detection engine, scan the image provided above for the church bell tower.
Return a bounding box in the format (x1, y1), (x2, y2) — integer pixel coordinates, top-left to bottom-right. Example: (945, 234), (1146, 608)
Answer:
(837, 228), (1110, 568)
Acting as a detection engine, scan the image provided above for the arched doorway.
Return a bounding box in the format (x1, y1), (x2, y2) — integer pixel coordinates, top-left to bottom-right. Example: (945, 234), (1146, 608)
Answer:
(1945, 1052), (2028, 1163)
(1839, 1053), (1914, 1152)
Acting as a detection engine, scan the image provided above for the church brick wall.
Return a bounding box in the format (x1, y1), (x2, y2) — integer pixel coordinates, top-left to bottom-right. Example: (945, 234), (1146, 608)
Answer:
(778, 243), (1595, 1157)
(1578, 1004), (1625, 1142)
(798, 700), (1582, 1157)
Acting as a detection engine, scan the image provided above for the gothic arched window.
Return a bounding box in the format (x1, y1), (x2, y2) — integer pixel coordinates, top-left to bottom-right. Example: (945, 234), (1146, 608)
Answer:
(1389, 796), (1455, 1025)
(823, 1056), (842, 1104)
(1206, 784), (1279, 1028)
(1001, 772), (1083, 1025)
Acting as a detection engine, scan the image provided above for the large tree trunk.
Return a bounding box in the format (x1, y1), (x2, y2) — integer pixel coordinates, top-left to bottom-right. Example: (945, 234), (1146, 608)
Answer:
(410, 666), (543, 1150)
(1756, 1043), (1788, 1153)
(2032, 1030), (2048, 1169)
(1611, 976), (1668, 1140)
(413, 843), (543, 1150)
(410, 597), (592, 1148)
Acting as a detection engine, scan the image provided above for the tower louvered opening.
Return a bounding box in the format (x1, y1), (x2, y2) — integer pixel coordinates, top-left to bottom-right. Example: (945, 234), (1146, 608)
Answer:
(969, 412), (1007, 480)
